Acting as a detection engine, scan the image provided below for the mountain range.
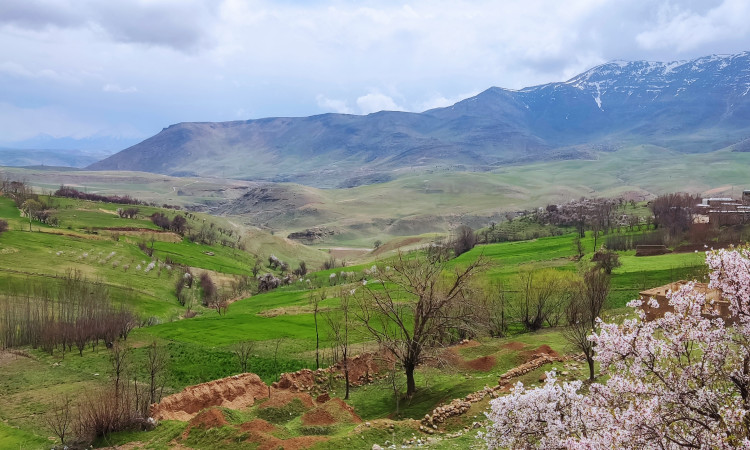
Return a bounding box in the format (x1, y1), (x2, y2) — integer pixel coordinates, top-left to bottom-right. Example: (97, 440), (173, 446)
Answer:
(88, 52), (750, 188)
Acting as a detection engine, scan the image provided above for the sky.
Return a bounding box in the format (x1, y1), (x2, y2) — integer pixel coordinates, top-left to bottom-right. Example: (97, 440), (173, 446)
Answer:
(1, 0), (749, 151)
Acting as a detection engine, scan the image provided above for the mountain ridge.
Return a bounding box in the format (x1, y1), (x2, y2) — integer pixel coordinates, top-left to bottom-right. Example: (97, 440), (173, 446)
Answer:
(89, 52), (750, 187)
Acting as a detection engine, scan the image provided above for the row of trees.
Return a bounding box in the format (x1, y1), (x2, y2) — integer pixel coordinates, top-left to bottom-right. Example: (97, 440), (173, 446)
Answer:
(0, 271), (137, 355)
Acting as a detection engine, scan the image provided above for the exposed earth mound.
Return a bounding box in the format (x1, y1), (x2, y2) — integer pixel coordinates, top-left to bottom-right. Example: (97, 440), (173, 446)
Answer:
(301, 398), (362, 426)
(520, 344), (560, 362)
(151, 373), (269, 421)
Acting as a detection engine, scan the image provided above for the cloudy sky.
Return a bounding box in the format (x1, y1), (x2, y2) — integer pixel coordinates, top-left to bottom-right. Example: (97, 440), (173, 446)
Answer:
(1, 0), (749, 151)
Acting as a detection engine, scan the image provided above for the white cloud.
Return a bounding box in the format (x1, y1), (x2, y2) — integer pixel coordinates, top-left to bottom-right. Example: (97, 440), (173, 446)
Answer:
(636, 0), (750, 52)
(2, 0), (749, 146)
(102, 83), (137, 93)
(356, 92), (403, 114)
(316, 95), (353, 114)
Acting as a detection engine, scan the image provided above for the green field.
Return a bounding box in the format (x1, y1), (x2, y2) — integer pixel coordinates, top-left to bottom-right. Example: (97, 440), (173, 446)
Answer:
(0, 188), (718, 449)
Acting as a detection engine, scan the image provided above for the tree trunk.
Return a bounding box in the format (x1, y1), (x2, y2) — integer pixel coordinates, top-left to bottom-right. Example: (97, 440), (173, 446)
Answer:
(587, 355), (595, 381)
(405, 363), (416, 397)
(314, 313), (319, 370)
(344, 366), (350, 400)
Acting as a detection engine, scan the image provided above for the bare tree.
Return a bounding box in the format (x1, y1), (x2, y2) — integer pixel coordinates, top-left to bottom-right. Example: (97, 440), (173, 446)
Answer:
(109, 342), (130, 402)
(308, 289), (326, 370)
(474, 280), (510, 337)
(325, 288), (354, 399)
(563, 268), (610, 380)
(232, 340), (256, 373)
(46, 395), (74, 446)
(356, 252), (487, 397)
(22, 198), (42, 232)
(145, 341), (168, 406)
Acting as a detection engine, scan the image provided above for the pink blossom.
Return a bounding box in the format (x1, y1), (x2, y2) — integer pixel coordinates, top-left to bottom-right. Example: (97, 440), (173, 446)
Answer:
(485, 248), (750, 449)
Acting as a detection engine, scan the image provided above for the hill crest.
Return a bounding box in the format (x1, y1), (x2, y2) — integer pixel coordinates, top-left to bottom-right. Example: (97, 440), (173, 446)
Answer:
(89, 52), (750, 187)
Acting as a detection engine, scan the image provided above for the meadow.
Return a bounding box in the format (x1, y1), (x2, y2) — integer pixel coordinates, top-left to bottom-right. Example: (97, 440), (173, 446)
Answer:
(0, 189), (713, 448)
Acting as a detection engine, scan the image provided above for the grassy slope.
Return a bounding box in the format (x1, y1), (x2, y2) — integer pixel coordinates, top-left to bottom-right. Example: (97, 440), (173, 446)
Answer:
(7, 146), (750, 248)
(0, 193), (712, 447)
(137, 230), (707, 397)
(260, 146), (750, 244)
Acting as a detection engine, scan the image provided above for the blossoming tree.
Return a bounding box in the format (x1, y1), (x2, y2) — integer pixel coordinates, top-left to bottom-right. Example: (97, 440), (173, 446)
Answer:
(485, 248), (750, 449)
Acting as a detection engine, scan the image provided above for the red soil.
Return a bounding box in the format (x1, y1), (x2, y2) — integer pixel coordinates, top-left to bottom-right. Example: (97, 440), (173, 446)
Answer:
(301, 408), (336, 426)
(520, 345), (560, 362)
(465, 355), (496, 371)
(151, 373), (269, 421)
(259, 391), (315, 409)
(188, 408), (227, 429)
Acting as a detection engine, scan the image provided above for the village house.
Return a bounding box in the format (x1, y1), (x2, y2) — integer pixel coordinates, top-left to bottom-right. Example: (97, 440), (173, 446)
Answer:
(639, 280), (734, 324)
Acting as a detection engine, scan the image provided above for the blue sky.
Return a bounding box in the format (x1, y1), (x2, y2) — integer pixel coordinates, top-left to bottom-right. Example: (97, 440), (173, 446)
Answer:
(1, 0), (749, 151)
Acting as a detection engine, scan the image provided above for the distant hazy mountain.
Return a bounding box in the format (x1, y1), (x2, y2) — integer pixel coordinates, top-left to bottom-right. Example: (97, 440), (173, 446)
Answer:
(0, 148), (113, 168)
(89, 52), (750, 187)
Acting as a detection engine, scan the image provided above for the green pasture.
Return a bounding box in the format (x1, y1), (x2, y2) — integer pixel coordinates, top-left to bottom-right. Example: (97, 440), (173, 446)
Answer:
(152, 239), (256, 275)
(0, 186), (722, 449)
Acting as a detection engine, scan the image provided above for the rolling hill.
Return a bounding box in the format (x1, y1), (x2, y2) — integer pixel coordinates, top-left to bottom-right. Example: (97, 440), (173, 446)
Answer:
(88, 52), (750, 187)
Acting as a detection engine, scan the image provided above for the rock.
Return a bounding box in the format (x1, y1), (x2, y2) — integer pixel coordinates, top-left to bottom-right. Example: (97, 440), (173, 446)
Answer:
(372, 445), (383, 450)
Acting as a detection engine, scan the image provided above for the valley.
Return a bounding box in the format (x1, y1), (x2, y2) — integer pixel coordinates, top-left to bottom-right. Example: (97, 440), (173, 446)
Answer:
(3, 51), (750, 449)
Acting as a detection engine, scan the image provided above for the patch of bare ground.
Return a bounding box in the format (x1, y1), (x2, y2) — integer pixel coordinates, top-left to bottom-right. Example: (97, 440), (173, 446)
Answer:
(259, 390), (315, 409)
(0, 349), (33, 367)
(301, 398), (362, 426)
(257, 305), (309, 318)
(181, 407), (229, 439)
(301, 408), (336, 426)
(465, 355), (496, 371)
(501, 341), (526, 351)
(520, 344), (560, 363)
(440, 340), (495, 371)
(327, 247), (371, 260)
(371, 236), (423, 257)
(151, 373), (269, 421)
